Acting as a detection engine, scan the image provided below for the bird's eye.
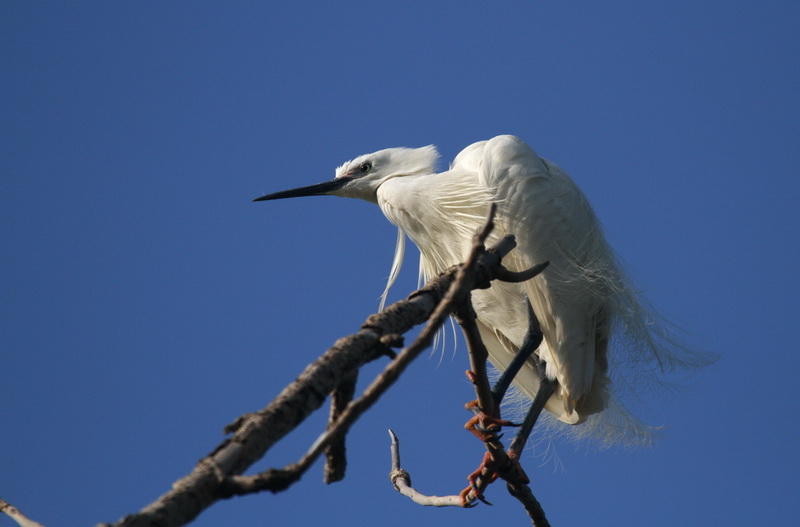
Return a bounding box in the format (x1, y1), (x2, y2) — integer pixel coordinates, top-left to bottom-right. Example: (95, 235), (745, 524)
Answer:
(359, 162), (372, 173)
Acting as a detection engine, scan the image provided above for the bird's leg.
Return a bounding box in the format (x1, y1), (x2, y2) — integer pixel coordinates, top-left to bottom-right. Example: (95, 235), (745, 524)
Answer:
(458, 451), (499, 506)
(459, 302), (546, 503)
(465, 301), (543, 441)
(455, 302), (514, 441)
(492, 301), (543, 405)
(460, 372), (554, 508)
(508, 365), (555, 456)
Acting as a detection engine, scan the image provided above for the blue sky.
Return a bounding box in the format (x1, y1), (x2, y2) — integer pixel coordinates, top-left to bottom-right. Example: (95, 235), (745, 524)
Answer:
(2, 2), (798, 525)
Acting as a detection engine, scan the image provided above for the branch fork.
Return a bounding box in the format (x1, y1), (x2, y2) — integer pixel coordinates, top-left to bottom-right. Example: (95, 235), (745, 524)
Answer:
(103, 204), (550, 527)
(386, 204), (551, 526)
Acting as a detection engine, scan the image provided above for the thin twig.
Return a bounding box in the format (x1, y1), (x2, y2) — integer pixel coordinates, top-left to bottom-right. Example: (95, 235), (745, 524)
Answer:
(106, 271), (455, 525)
(226, 204), (504, 495)
(106, 207), (523, 526)
(455, 291), (551, 526)
(388, 430), (462, 507)
(385, 204), (551, 525)
(507, 480), (551, 526)
(456, 301), (496, 417)
(0, 499), (46, 527)
(456, 309), (533, 508)
(389, 423), (550, 525)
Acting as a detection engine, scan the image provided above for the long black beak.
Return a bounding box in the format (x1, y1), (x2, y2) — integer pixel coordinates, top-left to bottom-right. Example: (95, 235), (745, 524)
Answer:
(253, 177), (353, 202)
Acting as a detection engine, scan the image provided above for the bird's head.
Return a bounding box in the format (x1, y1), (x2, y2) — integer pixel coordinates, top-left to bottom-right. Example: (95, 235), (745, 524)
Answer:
(254, 145), (438, 204)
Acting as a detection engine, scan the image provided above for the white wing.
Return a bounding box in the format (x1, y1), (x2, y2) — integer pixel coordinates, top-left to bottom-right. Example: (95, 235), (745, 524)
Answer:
(379, 135), (709, 445)
(477, 135), (613, 422)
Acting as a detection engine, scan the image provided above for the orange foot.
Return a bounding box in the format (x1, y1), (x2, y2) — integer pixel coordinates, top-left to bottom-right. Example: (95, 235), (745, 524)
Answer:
(458, 452), (499, 506)
(464, 399), (518, 441)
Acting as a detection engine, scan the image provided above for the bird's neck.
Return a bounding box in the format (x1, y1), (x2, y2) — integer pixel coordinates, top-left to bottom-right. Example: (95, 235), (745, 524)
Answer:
(376, 171), (494, 281)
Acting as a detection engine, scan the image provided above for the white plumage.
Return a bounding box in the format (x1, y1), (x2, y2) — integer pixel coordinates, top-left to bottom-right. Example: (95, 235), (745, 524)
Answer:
(257, 135), (704, 446)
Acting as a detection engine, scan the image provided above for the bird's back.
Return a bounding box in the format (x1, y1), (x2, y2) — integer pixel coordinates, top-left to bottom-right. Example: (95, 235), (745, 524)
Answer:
(378, 135), (701, 446)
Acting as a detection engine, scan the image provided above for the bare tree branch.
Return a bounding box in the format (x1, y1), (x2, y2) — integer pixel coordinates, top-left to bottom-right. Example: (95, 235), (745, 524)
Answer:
(0, 498), (45, 527)
(323, 369), (356, 483)
(223, 204), (510, 496)
(384, 205), (551, 526)
(388, 430), (462, 507)
(457, 305), (552, 526)
(103, 205), (542, 527)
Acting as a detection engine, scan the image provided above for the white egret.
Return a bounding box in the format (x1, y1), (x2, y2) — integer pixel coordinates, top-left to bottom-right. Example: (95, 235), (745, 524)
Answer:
(256, 135), (700, 446)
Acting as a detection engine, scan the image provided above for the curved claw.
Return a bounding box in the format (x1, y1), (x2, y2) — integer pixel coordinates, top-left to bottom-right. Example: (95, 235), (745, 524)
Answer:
(466, 408), (519, 442)
(459, 486), (478, 507)
(470, 480), (494, 507)
(459, 485), (494, 507)
(473, 421), (499, 434)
